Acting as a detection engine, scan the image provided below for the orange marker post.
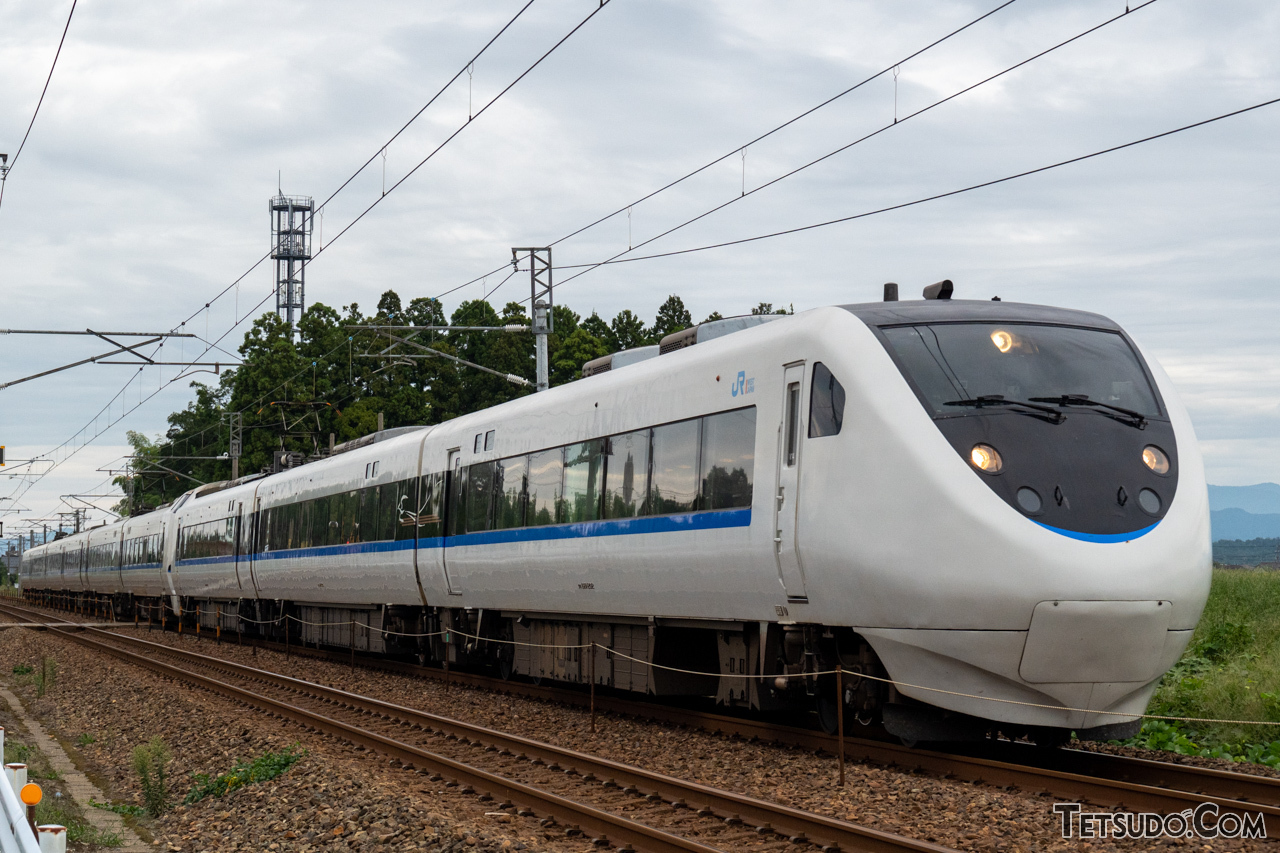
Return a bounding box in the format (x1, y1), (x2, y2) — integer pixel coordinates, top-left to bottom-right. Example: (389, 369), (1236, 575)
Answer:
(20, 781), (41, 836)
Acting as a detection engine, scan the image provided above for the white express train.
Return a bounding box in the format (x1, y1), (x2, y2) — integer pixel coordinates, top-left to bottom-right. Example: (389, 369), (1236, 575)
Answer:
(20, 286), (1211, 743)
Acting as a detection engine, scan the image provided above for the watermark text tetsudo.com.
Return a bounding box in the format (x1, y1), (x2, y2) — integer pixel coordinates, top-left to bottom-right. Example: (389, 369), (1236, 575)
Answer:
(1054, 803), (1265, 840)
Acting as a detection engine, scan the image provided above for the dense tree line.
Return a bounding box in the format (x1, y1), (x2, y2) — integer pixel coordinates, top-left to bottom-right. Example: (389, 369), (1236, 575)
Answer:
(115, 293), (791, 514)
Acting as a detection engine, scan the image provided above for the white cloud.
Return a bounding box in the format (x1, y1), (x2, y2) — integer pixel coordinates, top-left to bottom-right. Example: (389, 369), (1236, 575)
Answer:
(1, 0), (1278, 533)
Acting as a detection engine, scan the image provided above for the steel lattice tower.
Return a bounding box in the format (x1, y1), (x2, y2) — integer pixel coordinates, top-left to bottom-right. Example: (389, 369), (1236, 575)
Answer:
(271, 194), (313, 330)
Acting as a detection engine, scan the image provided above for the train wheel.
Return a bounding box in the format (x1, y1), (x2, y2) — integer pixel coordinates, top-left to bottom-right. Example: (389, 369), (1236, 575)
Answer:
(816, 694), (842, 736)
(1028, 727), (1070, 750)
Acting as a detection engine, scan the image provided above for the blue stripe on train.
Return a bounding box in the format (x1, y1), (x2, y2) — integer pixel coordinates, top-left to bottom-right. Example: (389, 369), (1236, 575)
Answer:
(1031, 519), (1159, 543)
(176, 508), (752, 567)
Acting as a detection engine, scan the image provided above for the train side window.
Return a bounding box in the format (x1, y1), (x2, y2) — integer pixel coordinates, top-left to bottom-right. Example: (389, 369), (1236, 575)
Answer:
(310, 497), (329, 547)
(415, 473), (443, 539)
(466, 461), (497, 533)
(700, 408), (756, 510)
(495, 455), (528, 529)
(448, 462), (468, 537)
(343, 491), (360, 543)
(395, 478), (417, 540)
(649, 419), (701, 515)
(564, 440), (605, 523)
(809, 362), (845, 438)
(360, 486), (379, 542)
(526, 448), (564, 526)
(299, 500), (312, 548)
(474, 433), (483, 453)
(603, 430), (650, 519)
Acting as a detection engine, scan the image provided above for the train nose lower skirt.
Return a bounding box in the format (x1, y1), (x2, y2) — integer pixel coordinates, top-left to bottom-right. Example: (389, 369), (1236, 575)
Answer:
(1018, 599), (1172, 684)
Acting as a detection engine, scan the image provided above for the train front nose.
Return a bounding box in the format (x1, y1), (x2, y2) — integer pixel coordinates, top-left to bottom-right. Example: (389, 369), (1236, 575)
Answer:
(858, 309), (1210, 734)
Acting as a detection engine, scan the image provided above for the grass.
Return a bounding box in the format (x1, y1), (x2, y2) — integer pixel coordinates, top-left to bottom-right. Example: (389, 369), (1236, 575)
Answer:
(90, 797), (144, 817)
(76, 733), (97, 746)
(35, 798), (122, 847)
(4, 737), (60, 781)
(132, 737), (171, 818)
(184, 745), (304, 805)
(1126, 568), (1280, 763)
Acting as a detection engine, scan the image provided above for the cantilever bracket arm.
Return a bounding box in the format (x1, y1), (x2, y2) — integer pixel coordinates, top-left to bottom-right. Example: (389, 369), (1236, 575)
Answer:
(0, 336), (163, 390)
(368, 333), (534, 388)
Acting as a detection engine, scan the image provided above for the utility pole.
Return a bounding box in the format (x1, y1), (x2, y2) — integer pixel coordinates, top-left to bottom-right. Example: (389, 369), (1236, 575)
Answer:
(512, 247), (553, 392)
(228, 411), (243, 480)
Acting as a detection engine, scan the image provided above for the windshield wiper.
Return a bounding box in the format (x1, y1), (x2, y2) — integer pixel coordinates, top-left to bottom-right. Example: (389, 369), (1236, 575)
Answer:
(1028, 394), (1148, 429)
(943, 395), (1066, 424)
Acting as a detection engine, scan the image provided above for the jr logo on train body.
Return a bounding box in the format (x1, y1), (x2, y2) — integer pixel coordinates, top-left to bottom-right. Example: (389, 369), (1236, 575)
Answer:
(730, 371), (754, 397)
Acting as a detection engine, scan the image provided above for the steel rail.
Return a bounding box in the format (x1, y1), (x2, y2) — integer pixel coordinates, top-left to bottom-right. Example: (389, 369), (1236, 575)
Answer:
(12, 600), (1280, 835)
(0, 602), (955, 853)
(221, 619), (1280, 824)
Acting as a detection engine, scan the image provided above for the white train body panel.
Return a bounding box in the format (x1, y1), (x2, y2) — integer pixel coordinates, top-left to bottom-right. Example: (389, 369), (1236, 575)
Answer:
(19, 299), (1210, 733)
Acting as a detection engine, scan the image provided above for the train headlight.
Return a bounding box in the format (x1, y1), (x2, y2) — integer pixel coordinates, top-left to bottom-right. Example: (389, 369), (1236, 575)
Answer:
(991, 330), (1014, 353)
(970, 443), (1003, 474)
(1142, 445), (1170, 475)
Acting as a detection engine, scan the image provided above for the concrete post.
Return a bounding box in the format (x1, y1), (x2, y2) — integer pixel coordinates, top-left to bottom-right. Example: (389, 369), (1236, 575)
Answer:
(38, 825), (67, 853)
(5, 763), (27, 790)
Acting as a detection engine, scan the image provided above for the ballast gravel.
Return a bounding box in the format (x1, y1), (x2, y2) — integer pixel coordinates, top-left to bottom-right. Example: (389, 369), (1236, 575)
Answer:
(2, 613), (1274, 852)
(0, 627), (586, 853)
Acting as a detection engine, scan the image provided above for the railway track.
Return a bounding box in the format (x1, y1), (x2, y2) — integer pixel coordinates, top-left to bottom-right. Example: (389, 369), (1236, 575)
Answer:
(9, 600), (1280, 838)
(0, 601), (955, 853)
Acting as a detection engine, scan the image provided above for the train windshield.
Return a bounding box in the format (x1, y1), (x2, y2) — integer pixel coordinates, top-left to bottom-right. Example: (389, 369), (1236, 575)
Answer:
(881, 322), (1161, 417)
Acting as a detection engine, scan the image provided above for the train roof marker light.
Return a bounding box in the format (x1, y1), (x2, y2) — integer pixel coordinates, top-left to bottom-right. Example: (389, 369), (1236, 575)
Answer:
(922, 279), (954, 300)
(883, 282), (899, 302)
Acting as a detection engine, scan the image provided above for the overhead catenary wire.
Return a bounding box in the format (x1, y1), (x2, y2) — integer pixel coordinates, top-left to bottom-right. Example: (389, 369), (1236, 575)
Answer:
(549, 95), (1280, 273)
(306, 0), (615, 271)
(433, 0), (1024, 304)
(5, 0), (585, 519)
(550, 0), (1163, 292)
(0, 0), (79, 216)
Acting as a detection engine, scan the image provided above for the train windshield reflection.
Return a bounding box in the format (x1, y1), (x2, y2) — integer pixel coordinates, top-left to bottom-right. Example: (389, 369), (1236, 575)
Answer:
(882, 323), (1161, 417)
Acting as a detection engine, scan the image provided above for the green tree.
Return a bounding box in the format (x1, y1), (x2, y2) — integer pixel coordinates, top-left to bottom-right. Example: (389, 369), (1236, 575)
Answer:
(751, 302), (794, 315)
(227, 313), (304, 475)
(580, 312), (613, 351)
(609, 310), (648, 351)
(551, 328), (609, 385)
(649, 295), (692, 342)
(111, 431), (170, 516)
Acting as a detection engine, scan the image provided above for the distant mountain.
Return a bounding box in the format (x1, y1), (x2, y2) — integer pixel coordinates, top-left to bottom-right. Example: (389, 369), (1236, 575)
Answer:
(1211, 508), (1280, 542)
(1207, 483), (1280, 515)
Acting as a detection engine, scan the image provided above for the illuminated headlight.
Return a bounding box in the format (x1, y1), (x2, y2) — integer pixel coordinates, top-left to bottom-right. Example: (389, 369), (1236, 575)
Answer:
(970, 443), (1003, 474)
(1142, 445), (1170, 475)
(990, 330), (1013, 353)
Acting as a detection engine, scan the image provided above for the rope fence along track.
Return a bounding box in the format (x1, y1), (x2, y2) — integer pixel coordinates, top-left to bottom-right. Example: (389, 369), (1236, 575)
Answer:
(3, 598), (1279, 834)
(5, 603), (958, 853)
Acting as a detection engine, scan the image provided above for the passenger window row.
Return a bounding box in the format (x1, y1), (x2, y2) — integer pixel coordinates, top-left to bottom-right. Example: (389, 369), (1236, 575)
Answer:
(123, 533), (164, 567)
(87, 541), (120, 571)
(454, 407), (757, 535)
(178, 517), (237, 561)
(259, 476), (442, 553)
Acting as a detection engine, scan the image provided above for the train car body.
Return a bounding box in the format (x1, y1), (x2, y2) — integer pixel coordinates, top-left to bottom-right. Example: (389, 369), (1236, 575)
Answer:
(19, 295), (1211, 742)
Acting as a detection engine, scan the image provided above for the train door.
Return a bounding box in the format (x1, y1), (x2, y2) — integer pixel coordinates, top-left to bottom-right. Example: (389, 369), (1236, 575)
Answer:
(76, 542), (87, 591)
(442, 449), (464, 595)
(232, 501), (245, 591)
(774, 363), (809, 602)
(113, 530), (125, 592)
(247, 497), (262, 596)
(163, 510), (181, 614)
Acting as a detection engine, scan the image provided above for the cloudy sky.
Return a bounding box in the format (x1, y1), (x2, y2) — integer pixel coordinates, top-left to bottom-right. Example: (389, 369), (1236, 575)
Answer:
(1, 0), (1277, 539)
